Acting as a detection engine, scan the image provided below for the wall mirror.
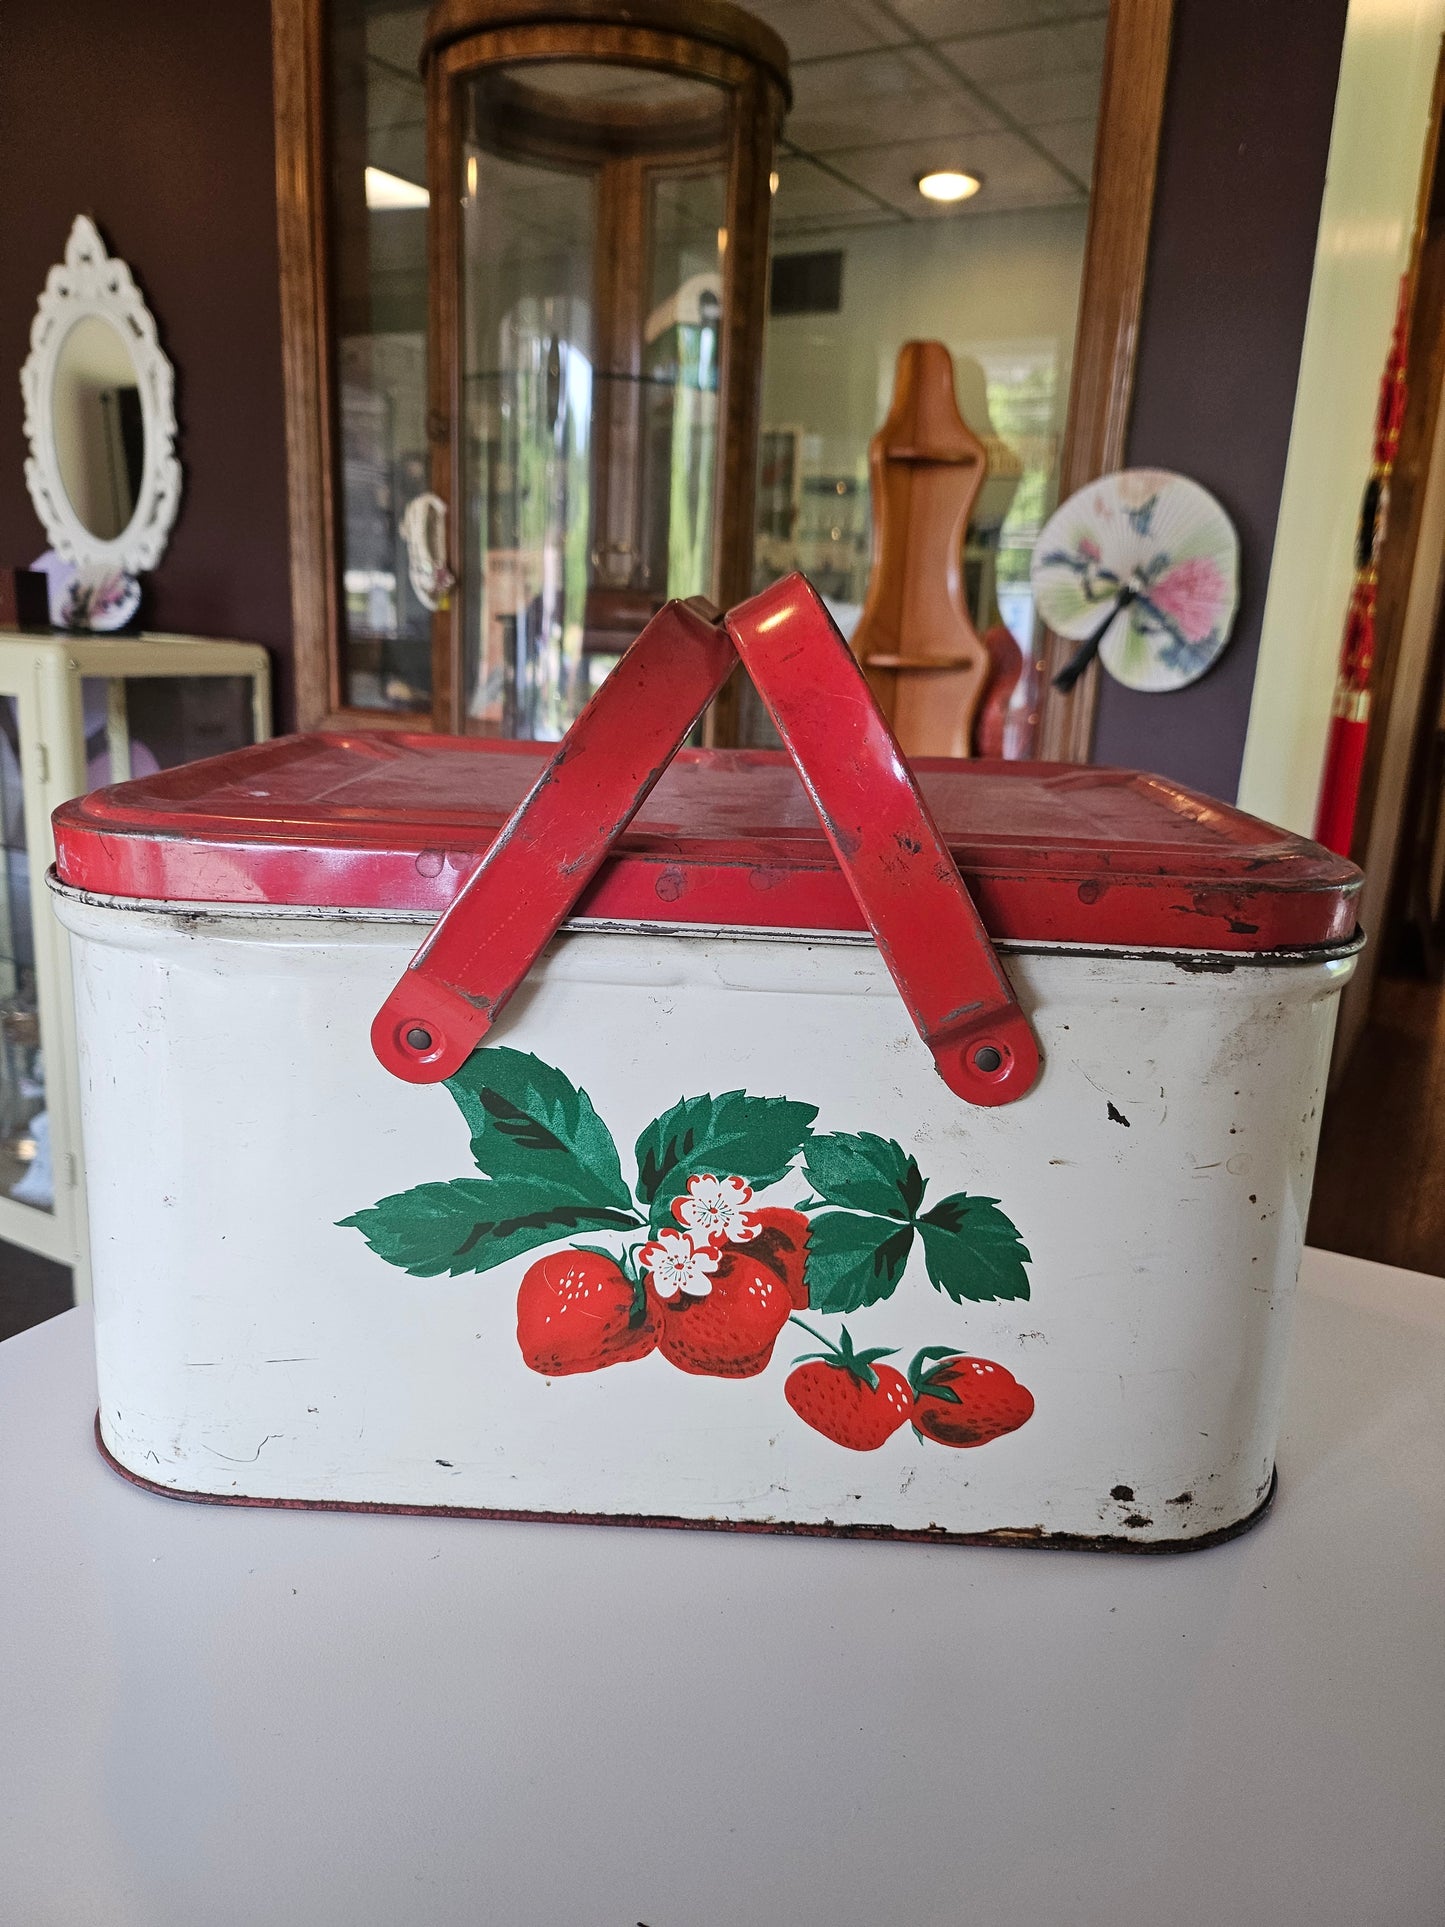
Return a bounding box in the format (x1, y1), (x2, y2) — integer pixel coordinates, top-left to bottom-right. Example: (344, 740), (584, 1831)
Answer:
(20, 216), (182, 576)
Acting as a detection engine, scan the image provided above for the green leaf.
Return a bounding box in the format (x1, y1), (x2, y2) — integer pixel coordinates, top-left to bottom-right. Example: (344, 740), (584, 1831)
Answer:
(633, 1090), (817, 1226)
(445, 1049), (631, 1209)
(802, 1132), (924, 1219)
(338, 1178), (637, 1279)
(789, 1317), (898, 1389)
(803, 1212), (914, 1313)
(917, 1194), (1031, 1303)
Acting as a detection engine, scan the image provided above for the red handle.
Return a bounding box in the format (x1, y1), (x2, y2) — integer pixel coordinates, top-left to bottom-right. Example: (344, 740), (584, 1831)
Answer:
(371, 597), (735, 1083)
(726, 577), (1039, 1107)
(372, 574), (1040, 1106)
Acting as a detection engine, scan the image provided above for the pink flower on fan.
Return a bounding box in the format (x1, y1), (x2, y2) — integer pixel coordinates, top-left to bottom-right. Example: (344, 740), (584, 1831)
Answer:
(1148, 556), (1229, 644)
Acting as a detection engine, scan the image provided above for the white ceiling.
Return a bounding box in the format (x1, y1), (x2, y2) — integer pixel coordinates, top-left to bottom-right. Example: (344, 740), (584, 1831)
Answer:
(757, 0), (1107, 237)
(359, 0), (1107, 239)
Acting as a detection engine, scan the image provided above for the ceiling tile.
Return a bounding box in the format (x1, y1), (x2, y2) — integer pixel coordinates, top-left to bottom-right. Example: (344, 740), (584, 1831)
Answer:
(825, 128), (1082, 215)
(742, 0), (904, 62)
(937, 15), (1107, 86)
(888, 0), (1106, 38)
(788, 43), (945, 106)
(771, 155), (891, 225)
(366, 5), (427, 73)
(784, 68), (997, 154)
(367, 69), (425, 129)
(772, 206), (903, 239)
(986, 68), (1103, 128)
(1029, 116), (1097, 181)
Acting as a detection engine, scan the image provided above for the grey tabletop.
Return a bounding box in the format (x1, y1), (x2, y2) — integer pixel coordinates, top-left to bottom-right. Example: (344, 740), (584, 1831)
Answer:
(2, 1247), (1443, 1927)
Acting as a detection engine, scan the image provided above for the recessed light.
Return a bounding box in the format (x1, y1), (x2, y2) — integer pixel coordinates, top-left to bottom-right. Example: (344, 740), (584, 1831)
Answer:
(365, 165), (429, 210)
(917, 169), (982, 204)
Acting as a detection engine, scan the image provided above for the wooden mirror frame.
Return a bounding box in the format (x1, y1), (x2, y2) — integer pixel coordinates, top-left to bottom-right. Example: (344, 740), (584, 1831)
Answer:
(273, 0), (1174, 749)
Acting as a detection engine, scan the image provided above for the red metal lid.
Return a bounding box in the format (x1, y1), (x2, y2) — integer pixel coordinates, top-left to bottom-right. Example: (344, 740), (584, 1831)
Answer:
(53, 733), (1360, 953)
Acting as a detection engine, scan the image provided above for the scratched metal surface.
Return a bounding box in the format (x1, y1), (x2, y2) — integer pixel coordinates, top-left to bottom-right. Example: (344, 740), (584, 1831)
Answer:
(54, 897), (1348, 1545)
(0, 1250), (1442, 1926)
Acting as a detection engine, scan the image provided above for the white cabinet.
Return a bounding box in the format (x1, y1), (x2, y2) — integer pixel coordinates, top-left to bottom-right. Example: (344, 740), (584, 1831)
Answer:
(0, 631), (270, 1298)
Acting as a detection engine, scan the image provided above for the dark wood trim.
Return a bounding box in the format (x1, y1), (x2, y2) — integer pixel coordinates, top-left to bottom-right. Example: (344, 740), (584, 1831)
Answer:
(421, 0), (791, 105)
(271, 0), (340, 730)
(1035, 0), (1175, 762)
(708, 61), (781, 743)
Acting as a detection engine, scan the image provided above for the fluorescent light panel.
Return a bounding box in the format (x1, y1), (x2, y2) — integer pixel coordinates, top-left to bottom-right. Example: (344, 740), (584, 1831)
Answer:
(365, 165), (429, 210)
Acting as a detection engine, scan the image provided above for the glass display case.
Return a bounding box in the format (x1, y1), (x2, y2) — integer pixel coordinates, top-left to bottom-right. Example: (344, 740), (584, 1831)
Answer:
(0, 632), (270, 1298)
(422, 0), (789, 739)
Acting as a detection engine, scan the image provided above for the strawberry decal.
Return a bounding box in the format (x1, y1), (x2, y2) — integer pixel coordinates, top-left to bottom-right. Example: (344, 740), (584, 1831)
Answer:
(744, 1207), (811, 1309)
(671, 1173), (761, 1245)
(339, 1048), (1036, 1440)
(907, 1347), (1035, 1447)
(650, 1236), (795, 1378)
(784, 1320), (913, 1450)
(637, 1226), (719, 1300)
(516, 1248), (653, 1376)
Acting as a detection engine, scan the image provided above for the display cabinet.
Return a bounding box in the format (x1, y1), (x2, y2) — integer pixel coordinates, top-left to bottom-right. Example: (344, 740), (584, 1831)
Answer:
(421, 0), (789, 740)
(0, 631), (270, 1298)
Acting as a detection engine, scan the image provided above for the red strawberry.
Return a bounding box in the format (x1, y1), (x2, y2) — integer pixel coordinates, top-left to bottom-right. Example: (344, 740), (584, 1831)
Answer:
(784, 1320), (913, 1451)
(907, 1347), (1034, 1447)
(516, 1249), (654, 1376)
(745, 1207), (811, 1309)
(650, 1241), (793, 1378)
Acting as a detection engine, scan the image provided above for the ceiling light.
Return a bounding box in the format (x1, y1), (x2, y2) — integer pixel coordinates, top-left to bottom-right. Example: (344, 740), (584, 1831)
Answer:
(917, 169), (981, 204)
(365, 165), (429, 210)
(769, 169), (779, 194)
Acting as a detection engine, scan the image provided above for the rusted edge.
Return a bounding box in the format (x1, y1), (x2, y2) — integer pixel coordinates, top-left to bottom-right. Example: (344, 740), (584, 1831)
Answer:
(94, 1416), (1276, 1556)
(45, 875), (1367, 970)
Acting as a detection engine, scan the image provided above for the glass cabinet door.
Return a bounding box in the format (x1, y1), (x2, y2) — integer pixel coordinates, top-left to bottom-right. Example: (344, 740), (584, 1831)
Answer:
(426, 5), (789, 740)
(0, 698), (47, 1213)
(457, 60), (728, 738)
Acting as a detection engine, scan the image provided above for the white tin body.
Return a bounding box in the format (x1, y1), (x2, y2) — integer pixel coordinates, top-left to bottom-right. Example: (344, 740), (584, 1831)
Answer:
(53, 885), (1355, 1548)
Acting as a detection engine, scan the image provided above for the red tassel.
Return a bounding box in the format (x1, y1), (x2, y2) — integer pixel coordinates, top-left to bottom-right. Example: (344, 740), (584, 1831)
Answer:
(1313, 275), (1408, 856)
(1314, 581), (1375, 855)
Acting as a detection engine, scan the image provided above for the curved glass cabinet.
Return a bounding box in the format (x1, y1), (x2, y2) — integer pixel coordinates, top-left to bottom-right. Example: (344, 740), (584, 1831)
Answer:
(422, 0), (788, 738)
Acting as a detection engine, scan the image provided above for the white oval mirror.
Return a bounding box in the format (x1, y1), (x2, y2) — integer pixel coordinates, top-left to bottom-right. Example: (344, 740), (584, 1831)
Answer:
(20, 217), (180, 573)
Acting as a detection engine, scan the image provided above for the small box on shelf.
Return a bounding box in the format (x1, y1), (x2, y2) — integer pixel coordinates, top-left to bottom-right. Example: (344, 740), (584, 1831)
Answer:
(0, 570), (51, 633)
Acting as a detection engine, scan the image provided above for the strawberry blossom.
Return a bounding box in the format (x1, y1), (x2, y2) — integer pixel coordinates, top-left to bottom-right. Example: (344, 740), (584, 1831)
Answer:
(639, 1227), (720, 1300)
(671, 1173), (761, 1246)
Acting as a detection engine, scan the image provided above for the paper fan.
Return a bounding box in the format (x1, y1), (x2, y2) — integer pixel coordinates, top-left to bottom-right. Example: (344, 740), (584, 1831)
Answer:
(1031, 469), (1240, 694)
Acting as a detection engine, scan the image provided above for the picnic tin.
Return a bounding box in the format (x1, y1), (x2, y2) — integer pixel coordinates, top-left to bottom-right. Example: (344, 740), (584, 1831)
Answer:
(50, 576), (1362, 1548)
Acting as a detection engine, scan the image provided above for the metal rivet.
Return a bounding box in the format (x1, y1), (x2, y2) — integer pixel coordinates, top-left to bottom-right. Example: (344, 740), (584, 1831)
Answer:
(405, 1027), (434, 1051)
(973, 1046), (1003, 1074)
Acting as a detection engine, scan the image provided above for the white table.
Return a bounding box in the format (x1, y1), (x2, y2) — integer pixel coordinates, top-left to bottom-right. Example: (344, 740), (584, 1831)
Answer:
(2, 1248), (1442, 1927)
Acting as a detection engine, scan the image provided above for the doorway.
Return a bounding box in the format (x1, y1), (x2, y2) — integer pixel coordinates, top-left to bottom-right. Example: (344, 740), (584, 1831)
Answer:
(1309, 49), (1445, 1276)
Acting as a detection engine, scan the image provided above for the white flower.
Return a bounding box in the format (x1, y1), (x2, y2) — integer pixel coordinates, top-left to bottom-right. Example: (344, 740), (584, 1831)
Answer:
(671, 1173), (761, 1247)
(639, 1227), (719, 1300)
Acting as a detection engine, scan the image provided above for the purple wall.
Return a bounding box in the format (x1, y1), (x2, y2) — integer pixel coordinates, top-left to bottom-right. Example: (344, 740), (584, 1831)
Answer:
(1090, 0), (1350, 801)
(0, 0), (294, 723)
